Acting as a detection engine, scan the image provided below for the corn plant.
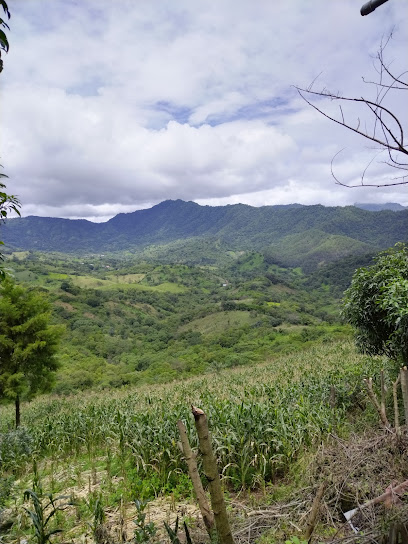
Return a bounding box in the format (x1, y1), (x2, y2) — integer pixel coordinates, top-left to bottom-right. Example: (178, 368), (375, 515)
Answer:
(133, 499), (157, 544)
(0, 341), (387, 494)
(23, 489), (71, 544)
(164, 517), (193, 544)
(86, 492), (106, 544)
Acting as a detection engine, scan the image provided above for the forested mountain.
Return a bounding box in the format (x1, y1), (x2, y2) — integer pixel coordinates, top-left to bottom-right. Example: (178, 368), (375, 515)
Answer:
(354, 202), (407, 211)
(2, 200), (407, 271)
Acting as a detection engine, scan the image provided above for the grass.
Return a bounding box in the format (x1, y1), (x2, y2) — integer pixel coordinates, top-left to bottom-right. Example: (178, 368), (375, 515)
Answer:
(107, 273), (146, 283)
(178, 310), (255, 334)
(68, 275), (187, 293)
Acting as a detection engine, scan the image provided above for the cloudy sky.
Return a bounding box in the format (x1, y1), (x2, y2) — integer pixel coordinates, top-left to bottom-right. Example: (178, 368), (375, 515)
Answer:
(1, 0), (407, 221)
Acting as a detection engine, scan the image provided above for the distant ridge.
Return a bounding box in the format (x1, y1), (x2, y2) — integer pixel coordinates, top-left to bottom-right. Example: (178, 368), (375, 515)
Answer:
(1, 200), (407, 270)
(354, 202), (407, 212)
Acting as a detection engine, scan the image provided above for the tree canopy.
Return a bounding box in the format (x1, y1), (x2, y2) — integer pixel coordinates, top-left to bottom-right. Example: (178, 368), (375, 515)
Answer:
(0, 278), (63, 426)
(342, 243), (408, 364)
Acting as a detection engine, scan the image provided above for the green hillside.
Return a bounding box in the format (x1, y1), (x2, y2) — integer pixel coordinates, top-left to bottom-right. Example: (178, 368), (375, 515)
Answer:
(2, 202), (406, 270)
(3, 249), (352, 394)
(264, 229), (374, 272)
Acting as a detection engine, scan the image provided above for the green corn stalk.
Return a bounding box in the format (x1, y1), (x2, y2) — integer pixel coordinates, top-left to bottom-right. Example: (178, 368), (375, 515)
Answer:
(23, 489), (71, 544)
(164, 516), (193, 544)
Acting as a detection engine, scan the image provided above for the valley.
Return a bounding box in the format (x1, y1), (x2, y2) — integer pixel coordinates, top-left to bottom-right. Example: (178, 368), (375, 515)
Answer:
(0, 201), (407, 544)
(5, 246), (352, 393)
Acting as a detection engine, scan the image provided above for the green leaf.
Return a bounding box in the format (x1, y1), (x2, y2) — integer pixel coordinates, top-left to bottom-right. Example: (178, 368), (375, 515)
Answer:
(0, 18), (10, 31)
(0, 28), (9, 52)
(0, 1), (10, 19)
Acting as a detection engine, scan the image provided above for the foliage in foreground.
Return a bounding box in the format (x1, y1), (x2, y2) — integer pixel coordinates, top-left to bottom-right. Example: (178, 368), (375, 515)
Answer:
(0, 278), (64, 427)
(343, 243), (408, 365)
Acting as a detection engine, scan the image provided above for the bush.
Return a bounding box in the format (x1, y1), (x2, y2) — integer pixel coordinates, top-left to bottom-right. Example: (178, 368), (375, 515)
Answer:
(0, 427), (34, 470)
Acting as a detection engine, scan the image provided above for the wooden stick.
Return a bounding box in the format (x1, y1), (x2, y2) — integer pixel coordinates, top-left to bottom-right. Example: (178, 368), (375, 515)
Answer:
(304, 481), (326, 542)
(177, 419), (215, 536)
(400, 367), (408, 429)
(364, 377), (391, 429)
(345, 479), (408, 521)
(393, 375), (401, 437)
(380, 370), (387, 425)
(192, 405), (235, 544)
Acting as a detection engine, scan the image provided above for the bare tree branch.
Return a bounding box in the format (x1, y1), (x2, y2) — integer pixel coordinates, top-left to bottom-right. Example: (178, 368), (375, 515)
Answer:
(295, 36), (408, 187)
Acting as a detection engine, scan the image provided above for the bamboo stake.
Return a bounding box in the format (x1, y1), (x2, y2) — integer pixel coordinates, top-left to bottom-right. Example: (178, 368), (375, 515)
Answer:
(191, 405), (235, 544)
(177, 419), (215, 536)
(304, 481), (326, 542)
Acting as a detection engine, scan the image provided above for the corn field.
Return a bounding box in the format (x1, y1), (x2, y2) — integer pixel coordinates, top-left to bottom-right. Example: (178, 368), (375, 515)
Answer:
(0, 341), (384, 492)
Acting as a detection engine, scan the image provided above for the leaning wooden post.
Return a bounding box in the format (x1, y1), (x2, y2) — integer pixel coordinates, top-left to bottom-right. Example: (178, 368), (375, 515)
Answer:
(304, 481), (326, 542)
(191, 405), (235, 544)
(177, 419), (215, 537)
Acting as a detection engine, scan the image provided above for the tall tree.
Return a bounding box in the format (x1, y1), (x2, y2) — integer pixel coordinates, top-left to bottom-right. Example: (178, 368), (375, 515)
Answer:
(0, 279), (64, 427)
(342, 243), (408, 365)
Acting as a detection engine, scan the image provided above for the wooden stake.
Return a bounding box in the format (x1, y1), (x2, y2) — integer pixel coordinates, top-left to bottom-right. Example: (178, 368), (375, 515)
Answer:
(192, 405), (235, 544)
(177, 419), (215, 537)
(304, 481), (326, 542)
(393, 375), (401, 437)
(329, 386), (336, 409)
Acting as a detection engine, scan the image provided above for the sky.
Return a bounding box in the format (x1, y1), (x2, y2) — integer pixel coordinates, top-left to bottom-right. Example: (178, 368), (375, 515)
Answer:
(1, 0), (408, 222)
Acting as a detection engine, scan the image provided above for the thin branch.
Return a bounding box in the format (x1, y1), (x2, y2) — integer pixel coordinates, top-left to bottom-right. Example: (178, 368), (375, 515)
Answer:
(339, 104), (345, 125)
(364, 96), (404, 150)
(360, 151), (383, 185)
(296, 89), (404, 154)
(295, 35), (408, 187)
(362, 78), (408, 91)
(297, 87), (406, 152)
(378, 56), (408, 88)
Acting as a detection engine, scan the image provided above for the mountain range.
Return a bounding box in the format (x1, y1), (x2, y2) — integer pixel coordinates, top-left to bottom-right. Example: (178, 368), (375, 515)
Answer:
(2, 200), (407, 271)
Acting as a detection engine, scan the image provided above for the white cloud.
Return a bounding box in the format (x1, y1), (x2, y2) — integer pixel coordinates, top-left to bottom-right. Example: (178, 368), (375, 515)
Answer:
(1, 0), (407, 220)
